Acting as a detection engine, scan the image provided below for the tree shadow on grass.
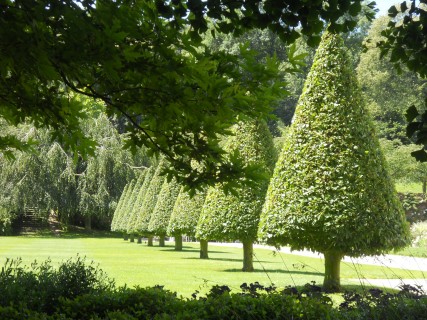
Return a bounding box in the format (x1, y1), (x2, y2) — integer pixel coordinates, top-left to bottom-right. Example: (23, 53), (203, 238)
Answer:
(183, 257), (271, 263)
(161, 248), (229, 254)
(223, 268), (323, 276)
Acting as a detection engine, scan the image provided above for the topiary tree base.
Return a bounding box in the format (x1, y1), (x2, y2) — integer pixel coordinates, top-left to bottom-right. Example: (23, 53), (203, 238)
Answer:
(159, 235), (165, 247)
(200, 239), (209, 259)
(242, 240), (254, 272)
(323, 251), (344, 293)
(137, 237), (142, 244)
(147, 236), (153, 246)
(174, 235), (183, 251)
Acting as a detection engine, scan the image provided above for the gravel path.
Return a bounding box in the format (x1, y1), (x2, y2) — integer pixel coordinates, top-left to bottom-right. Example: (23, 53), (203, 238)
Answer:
(209, 242), (427, 292)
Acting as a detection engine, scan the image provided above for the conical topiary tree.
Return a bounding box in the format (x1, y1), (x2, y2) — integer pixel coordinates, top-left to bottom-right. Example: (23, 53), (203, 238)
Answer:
(135, 160), (165, 246)
(126, 166), (156, 242)
(196, 119), (276, 271)
(111, 182), (131, 232)
(258, 31), (410, 292)
(148, 178), (181, 247)
(117, 171), (146, 242)
(111, 178), (136, 239)
(168, 187), (207, 252)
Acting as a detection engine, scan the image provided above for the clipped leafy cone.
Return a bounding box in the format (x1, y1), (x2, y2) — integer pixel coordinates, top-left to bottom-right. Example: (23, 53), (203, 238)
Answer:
(197, 118), (276, 271)
(111, 182), (131, 232)
(148, 178), (181, 246)
(111, 179), (136, 232)
(258, 31), (410, 292)
(117, 172), (146, 233)
(134, 160), (166, 238)
(126, 166), (156, 234)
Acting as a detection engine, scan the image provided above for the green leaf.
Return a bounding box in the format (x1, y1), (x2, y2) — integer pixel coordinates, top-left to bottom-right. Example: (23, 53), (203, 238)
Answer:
(406, 105), (419, 122)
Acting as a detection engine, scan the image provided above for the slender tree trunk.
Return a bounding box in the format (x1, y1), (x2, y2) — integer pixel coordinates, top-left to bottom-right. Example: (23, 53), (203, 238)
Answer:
(137, 236), (142, 244)
(84, 215), (91, 230)
(123, 233), (128, 241)
(159, 235), (165, 247)
(129, 234), (135, 242)
(147, 236), (153, 246)
(242, 240), (254, 272)
(174, 234), (183, 251)
(199, 239), (209, 259)
(323, 251), (344, 292)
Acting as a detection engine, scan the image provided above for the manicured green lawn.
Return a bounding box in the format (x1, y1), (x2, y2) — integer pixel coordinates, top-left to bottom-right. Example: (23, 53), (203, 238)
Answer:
(0, 236), (425, 297)
(395, 182), (423, 193)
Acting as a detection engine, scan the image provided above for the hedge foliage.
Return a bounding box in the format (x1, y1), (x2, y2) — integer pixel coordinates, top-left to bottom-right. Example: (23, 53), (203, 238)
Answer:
(258, 31), (410, 256)
(197, 119), (276, 242)
(168, 187), (207, 236)
(116, 172), (146, 232)
(126, 166), (155, 233)
(148, 178), (181, 236)
(110, 179), (135, 232)
(134, 160), (166, 235)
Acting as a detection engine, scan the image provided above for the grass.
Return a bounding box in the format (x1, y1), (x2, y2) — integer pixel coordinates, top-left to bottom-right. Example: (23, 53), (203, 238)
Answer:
(0, 235), (426, 297)
(394, 246), (427, 258)
(395, 182), (423, 193)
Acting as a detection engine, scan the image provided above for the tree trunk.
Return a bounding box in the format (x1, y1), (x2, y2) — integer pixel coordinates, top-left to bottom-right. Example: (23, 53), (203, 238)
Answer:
(199, 239), (209, 259)
(323, 251), (344, 292)
(123, 233), (128, 241)
(158, 235), (165, 247)
(242, 240), (254, 272)
(423, 180), (426, 194)
(174, 234), (183, 251)
(84, 215), (91, 230)
(129, 234), (135, 242)
(147, 236), (153, 246)
(137, 236), (142, 244)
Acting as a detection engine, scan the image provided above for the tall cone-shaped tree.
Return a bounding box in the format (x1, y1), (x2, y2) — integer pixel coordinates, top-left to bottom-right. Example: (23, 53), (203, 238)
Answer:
(258, 31), (410, 292)
(117, 171), (146, 241)
(135, 160), (165, 245)
(126, 166), (155, 235)
(197, 119), (276, 271)
(111, 182), (131, 232)
(111, 178), (136, 235)
(148, 178), (181, 247)
(168, 187), (207, 252)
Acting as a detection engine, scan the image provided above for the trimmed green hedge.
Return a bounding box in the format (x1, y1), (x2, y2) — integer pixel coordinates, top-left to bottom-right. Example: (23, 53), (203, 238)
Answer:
(148, 178), (181, 237)
(110, 179), (135, 232)
(259, 31), (410, 256)
(168, 187), (207, 236)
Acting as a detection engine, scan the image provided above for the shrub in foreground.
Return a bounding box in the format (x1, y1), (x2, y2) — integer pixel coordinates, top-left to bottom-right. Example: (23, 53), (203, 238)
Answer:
(1, 258), (426, 319)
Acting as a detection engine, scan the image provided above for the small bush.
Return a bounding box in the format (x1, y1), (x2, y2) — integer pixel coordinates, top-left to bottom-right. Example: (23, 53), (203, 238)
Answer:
(0, 256), (115, 313)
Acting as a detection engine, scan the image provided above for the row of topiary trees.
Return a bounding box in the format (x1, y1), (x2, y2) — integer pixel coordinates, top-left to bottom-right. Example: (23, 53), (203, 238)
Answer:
(111, 31), (410, 292)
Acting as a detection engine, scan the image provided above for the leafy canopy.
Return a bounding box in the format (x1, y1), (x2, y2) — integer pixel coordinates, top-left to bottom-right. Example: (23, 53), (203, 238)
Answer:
(0, 0), (374, 189)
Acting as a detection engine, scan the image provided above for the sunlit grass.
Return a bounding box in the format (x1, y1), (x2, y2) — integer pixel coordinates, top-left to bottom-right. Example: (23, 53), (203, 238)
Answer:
(395, 182), (423, 193)
(0, 236), (425, 297)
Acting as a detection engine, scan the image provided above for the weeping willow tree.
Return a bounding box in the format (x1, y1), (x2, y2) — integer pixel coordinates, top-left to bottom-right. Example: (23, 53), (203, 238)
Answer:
(0, 97), (146, 232)
(258, 31), (410, 292)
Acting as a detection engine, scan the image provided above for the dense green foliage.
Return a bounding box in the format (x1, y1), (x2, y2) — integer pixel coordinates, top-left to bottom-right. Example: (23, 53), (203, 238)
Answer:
(259, 31), (410, 256)
(148, 178), (181, 237)
(357, 16), (426, 142)
(0, 0), (378, 189)
(126, 166), (155, 234)
(168, 188), (207, 237)
(0, 256), (115, 314)
(197, 119), (276, 243)
(110, 179), (136, 232)
(0, 257), (426, 320)
(134, 161), (165, 236)
(259, 31), (410, 290)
